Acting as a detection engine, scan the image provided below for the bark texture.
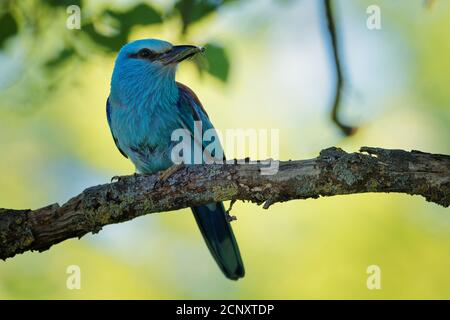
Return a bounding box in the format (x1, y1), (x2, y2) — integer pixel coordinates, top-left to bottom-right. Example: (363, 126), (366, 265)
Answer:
(1, 146), (449, 260)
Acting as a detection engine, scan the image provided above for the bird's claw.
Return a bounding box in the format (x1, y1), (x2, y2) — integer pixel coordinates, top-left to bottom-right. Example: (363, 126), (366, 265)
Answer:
(158, 164), (184, 182)
(111, 173), (140, 183)
(111, 175), (121, 183)
(225, 199), (237, 223)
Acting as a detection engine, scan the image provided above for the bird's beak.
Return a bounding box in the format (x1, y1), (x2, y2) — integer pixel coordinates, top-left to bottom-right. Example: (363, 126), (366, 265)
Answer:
(160, 45), (204, 65)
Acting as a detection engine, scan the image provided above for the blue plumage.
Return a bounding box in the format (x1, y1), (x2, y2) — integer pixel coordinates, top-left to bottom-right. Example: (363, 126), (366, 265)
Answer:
(107, 39), (244, 280)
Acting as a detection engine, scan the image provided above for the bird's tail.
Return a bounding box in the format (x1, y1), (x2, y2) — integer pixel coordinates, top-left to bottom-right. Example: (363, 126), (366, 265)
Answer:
(191, 203), (245, 280)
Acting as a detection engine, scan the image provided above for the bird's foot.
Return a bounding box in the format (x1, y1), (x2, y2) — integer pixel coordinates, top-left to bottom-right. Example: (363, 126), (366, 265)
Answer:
(111, 175), (122, 183)
(111, 173), (139, 183)
(226, 199), (237, 223)
(158, 164), (185, 182)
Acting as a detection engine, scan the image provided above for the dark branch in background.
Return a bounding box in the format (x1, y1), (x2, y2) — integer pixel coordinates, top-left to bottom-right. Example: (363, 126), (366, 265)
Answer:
(323, 0), (357, 136)
(1, 147), (449, 261)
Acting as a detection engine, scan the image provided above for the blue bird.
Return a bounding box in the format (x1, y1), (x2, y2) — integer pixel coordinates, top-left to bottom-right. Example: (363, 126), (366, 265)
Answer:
(107, 39), (245, 280)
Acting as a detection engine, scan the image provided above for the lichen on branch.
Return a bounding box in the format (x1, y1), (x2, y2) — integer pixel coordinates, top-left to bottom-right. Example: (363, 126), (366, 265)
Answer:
(0, 146), (449, 260)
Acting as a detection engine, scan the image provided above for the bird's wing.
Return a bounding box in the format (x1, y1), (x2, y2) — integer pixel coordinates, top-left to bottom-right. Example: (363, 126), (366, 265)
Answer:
(176, 82), (209, 118)
(176, 82), (212, 132)
(175, 82), (224, 162)
(106, 98), (128, 159)
(176, 84), (243, 280)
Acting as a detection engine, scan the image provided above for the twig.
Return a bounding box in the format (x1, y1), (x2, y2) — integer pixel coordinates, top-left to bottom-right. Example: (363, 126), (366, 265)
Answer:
(323, 0), (357, 136)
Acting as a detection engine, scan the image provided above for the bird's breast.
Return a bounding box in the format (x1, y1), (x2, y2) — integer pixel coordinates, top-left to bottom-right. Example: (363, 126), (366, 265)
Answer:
(111, 101), (180, 174)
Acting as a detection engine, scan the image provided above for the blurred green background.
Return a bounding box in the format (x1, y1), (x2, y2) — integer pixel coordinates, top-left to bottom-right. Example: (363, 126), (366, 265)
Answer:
(0, 0), (450, 299)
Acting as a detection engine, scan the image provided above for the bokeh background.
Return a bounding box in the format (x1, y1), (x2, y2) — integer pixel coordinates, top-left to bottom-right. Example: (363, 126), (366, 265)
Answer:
(0, 0), (450, 299)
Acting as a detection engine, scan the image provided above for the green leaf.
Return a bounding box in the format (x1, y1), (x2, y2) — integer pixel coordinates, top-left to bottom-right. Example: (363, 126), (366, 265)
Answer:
(43, 0), (81, 7)
(45, 47), (76, 68)
(0, 12), (18, 48)
(83, 23), (128, 52)
(105, 4), (162, 29)
(175, 0), (235, 33)
(203, 43), (230, 82)
(84, 4), (162, 53)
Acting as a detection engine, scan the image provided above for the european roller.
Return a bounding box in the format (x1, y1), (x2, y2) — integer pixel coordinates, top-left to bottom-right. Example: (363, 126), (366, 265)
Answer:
(107, 39), (245, 280)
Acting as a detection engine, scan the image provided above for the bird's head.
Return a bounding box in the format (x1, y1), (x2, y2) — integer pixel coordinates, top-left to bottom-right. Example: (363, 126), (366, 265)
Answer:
(110, 39), (203, 105)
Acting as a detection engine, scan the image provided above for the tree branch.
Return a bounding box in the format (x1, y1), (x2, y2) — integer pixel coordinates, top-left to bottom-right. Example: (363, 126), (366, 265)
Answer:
(1, 147), (449, 260)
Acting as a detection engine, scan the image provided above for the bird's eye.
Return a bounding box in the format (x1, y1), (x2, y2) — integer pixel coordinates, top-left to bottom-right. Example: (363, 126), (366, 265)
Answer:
(138, 48), (154, 59)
